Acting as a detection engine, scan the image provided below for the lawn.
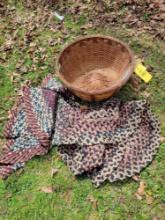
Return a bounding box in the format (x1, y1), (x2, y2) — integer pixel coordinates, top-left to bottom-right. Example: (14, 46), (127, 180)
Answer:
(0, 1), (165, 220)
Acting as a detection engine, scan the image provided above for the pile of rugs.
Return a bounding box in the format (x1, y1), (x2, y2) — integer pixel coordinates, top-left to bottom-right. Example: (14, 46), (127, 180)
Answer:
(0, 75), (160, 186)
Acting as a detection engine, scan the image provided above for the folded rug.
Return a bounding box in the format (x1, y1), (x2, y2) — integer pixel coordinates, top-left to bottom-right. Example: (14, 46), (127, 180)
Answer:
(0, 75), (160, 186)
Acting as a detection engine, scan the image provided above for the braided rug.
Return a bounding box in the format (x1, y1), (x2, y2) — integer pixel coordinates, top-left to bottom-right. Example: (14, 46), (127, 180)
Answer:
(0, 75), (160, 186)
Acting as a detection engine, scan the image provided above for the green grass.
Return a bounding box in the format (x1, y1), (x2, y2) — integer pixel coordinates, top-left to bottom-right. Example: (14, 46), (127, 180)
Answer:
(0, 1), (165, 220)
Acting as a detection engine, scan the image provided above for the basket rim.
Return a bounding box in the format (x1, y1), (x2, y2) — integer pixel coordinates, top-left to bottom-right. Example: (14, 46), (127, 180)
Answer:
(56, 35), (135, 95)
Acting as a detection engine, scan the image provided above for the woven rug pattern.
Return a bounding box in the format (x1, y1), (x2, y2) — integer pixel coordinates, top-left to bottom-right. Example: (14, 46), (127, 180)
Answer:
(0, 75), (160, 186)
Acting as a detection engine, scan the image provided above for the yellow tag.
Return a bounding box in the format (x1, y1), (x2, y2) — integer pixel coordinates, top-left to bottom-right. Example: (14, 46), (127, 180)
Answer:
(134, 63), (152, 83)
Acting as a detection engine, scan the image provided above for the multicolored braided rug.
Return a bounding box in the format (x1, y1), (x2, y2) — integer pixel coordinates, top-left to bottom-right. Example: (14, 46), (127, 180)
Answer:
(0, 75), (160, 186)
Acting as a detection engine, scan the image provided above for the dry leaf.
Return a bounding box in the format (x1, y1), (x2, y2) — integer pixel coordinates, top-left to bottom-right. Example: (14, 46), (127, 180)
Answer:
(29, 42), (37, 48)
(40, 186), (53, 193)
(160, 136), (165, 143)
(20, 66), (28, 74)
(135, 181), (154, 204)
(88, 212), (100, 220)
(95, 0), (105, 12)
(151, 160), (157, 169)
(16, 61), (24, 69)
(5, 192), (12, 199)
(24, 80), (31, 86)
(87, 196), (98, 209)
(146, 65), (154, 72)
(130, 75), (140, 90)
(146, 194), (153, 205)
(17, 90), (24, 96)
(81, 23), (93, 30)
(56, 154), (62, 161)
(3, 39), (14, 51)
(0, 138), (6, 146)
(0, 116), (7, 122)
(135, 192), (143, 200)
(135, 181), (146, 200)
(132, 175), (140, 182)
(137, 181), (146, 196)
(39, 47), (46, 53)
(62, 190), (72, 202)
(51, 167), (58, 177)
(142, 91), (151, 98)
(10, 72), (20, 83)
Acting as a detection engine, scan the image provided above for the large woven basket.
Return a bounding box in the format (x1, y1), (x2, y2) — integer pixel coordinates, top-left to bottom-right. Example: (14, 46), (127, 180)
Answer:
(57, 35), (135, 101)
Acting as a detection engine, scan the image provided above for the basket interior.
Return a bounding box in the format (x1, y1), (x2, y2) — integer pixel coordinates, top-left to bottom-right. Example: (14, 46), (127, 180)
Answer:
(59, 37), (133, 92)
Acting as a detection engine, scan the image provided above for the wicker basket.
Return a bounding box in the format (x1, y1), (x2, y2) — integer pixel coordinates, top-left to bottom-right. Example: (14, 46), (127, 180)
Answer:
(57, 35), (135, 101)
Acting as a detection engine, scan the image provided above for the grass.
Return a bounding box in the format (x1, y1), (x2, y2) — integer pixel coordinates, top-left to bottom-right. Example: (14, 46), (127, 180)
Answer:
(0, 1), (165, 220)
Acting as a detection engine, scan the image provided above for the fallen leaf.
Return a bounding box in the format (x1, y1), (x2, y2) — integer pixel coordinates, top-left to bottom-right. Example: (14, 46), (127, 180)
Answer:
(39, 47), (46, 53)
(5, 192), (12, 199)
(137, 181), (146, 196)
(56, 153), (62, 161)
(16, 60), (24, 69)
(24, 80), (31, 86)
(10, 72), (20, 83)
(81, 23), (93, 30)
(20, 66), (28, 74)
(160, 136), (165, 143)
(51, 167), (58, 177)
(95, 0), (105, 12)
(130, 75), (140, 90)
(135, 181), (146, 200)
(87, 195), (98, 209)
(59, 22), (68, 35)
(135, 181), (155, 204)
(40, 186), (53, 193)
(3, 39), (14, 51)
(132, 175), (140, 182)
(88, 212), (100, 220)
(152, 216), (158, 220)
(0, 116), (6, 122)
(134, 192), (143, 200)
(29, 42), (37, 48)
(61, 190), (72, 202)
(146, 65), (154, 72)
(146, 193), (154, 205)
(151, 160), (157, 169)
(0, 138), (6, 147)
(142, 91), (151, 98)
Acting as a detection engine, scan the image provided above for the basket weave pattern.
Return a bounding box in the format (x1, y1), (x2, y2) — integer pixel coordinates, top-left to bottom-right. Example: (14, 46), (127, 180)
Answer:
(58, 36), (135, 101)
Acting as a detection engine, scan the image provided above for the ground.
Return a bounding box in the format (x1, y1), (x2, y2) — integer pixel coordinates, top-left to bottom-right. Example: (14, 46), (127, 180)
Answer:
(0, 1), (165, 220)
